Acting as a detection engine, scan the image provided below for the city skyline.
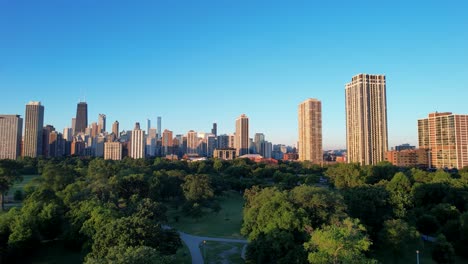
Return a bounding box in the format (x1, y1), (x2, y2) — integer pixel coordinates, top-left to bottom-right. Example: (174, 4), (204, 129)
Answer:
(1, 1), (468, 149)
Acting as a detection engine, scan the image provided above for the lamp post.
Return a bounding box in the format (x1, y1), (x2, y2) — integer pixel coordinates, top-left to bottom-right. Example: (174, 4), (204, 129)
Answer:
(416, 250), (420, 264)
(203, 240), (207, 263)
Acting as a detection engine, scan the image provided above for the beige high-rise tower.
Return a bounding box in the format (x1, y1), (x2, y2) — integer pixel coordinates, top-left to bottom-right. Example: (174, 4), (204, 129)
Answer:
(235, 114), (249, 156)
(130, 122), (145, 159)
(24, 101), (44, 158)
(345, 74), (388, 165)
(298, 99), (323, 163)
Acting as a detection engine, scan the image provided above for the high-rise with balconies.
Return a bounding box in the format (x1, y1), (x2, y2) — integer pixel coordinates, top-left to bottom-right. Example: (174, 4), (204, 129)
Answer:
(345, 74), (388, 165)
(298, 98), (323, 163)
(24, 101), (44, 158)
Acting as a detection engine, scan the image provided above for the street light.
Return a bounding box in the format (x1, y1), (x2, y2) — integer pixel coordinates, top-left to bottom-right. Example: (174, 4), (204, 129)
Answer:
(203, 240), (207, 263)
(416, 250), (420, 264)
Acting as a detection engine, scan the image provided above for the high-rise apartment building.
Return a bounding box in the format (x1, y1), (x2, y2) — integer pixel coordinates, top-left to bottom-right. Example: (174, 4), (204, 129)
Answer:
(75, 102), (88, 135)
(0, 115), (23, 159)
(112, 121), (119, 137)
(298, 99), (323, 163)
(162, 129), (173, 155)
(24, 101), (45, 158)
(104, 142), (122, 160)
(187, 130), (198, 155)
(98, 114), (106, 133)
(235, 114), (249, 156)
(418, 112), (468, 169)
(130, 122), (145, 159)
(345, 74), (388, 165)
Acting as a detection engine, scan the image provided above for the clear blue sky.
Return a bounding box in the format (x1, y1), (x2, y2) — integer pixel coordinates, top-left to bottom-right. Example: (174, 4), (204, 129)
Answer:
(1, 0), (467, 149)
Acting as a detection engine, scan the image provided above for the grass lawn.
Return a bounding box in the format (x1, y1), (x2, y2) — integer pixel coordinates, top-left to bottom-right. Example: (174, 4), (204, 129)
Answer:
(173, 241), (192, 263)
(167, 190), (245, 238)
(7, 174), (40, 200)
(204, 241), (245, 264)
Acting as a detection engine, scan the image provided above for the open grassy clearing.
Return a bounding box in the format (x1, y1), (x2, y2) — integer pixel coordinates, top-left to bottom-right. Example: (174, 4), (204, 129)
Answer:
(167, 191), (245, 239)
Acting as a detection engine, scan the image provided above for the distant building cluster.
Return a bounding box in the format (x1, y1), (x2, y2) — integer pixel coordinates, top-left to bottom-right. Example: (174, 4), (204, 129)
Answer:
(3, 73), (468, 169)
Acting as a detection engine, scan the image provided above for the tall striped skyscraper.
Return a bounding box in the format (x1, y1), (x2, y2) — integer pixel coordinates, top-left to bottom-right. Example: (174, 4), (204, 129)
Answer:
(235, 114), (249, 156)
(0, 115), (23, 159)
(130, 122), (145, 159)
(298, 98), (323, 163)
(23, 101), (44, 158)
(345, 74), (388, 165)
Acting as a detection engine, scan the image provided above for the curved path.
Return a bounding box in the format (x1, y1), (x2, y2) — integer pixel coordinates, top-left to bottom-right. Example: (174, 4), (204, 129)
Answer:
(163, 225), (248, 264)
(179, 231), (248, 264)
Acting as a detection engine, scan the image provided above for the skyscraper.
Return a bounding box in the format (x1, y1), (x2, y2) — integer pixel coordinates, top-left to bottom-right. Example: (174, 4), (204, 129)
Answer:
(71, 118), (76, 134)
(187, 130), (198, 155)
(162, 129), (173, 155)
(112, 121), (119, 137)
(217, 134), (229, 149)
(98, 114), (106, 133)
(75, 102), (88, 135)
(147, 119), (151, 135)
(130, 122), (145, 159)
(345, 74), (388, 165)
(235, 114), (249, 156)
(298, 98), (323, 163)
(254, 133), (265, 155)
(418, 112), (468, 169)
(24, 101), (44, 158)
(212, 123), (217, 136)
(157, 116), (162, 139)
(0, 115), (23, 160)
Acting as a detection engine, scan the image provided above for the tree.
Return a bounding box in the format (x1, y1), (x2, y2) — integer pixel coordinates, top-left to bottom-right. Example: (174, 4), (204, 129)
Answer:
(304, 218), (375, 264)
(290, 185), (346, 228)
(386, 172), (412, 218)
(241, 187), (308, 241)
(416, 214), (439, 235)
(181, 174), (214, 203)
(85, 245), (172, 264)
(378, 219), (420, 257)
(432, 234), (455, 264)
(343, 186), (393, 237)
(245, 229), (308, 264)
(325, 163), (367, 189)
(0, 160), (22, 211)
(367, 161), (398, 184)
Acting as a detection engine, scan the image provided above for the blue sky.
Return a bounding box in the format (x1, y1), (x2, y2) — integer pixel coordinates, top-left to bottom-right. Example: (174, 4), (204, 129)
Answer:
(1, 0), (467, 149)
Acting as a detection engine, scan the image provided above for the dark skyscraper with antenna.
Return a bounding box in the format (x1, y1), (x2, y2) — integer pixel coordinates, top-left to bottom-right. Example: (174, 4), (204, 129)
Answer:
(75, 102), (88, 135)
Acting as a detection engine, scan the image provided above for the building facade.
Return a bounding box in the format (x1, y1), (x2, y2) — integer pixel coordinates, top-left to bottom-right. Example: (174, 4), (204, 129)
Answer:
(98, 114), (106, 133)
(104, 142), (122, 160)
(298, 98), (323, 163)
(345, 74), (388, 165)
(418, 112), (468, 169)
(214, 148), (237, 160)
(0, 115), (23, 159)
(386, 149), (429, 167)
(24, 101), (44, 158)
(130, 122), (145, 159)
(75, 102), (88, 135)
(235, 114), (249, 156)
(162, 129), (173, 155)
(187, 130), (198, 154)
(112, 120), (119, 137)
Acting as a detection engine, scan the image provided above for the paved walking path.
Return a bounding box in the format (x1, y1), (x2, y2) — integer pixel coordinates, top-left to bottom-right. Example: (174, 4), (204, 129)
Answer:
(163, 225), (247, 264)
(178, 231), (248, 264)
